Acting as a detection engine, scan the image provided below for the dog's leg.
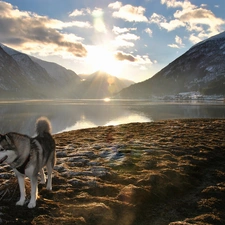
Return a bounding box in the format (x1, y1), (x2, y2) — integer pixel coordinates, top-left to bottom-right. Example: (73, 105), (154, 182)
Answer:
(46, 162), (53, 190)
(40, 168), (46, 184)
(28, 176), (38, 208)
(15, 173), (26, 206)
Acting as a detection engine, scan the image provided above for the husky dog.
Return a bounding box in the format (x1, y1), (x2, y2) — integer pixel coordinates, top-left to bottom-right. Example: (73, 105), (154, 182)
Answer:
(0, 117), (56, 208)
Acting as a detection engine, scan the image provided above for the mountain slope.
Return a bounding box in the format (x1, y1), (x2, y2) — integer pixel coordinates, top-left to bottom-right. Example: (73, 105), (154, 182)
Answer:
(76, 71), (135, 99)
(0, 44), (134, 99)
(31, 56), (81, 85)
(0, 46), (41, 98)
(1, 45), (53, 86)
(31, 56), (82, 98)
(116, 31), (225, 99)
(1, 44), (83, 98)
(1, 44), (84, 98)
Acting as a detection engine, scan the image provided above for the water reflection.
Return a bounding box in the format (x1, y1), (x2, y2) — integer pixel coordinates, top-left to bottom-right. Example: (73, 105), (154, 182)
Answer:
(0, 100), (224, 135)
(105, 113), (152, 126)
(61, 120), (96, 133)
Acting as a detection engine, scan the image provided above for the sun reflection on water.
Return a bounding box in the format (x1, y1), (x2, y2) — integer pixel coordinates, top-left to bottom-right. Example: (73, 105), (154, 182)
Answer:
(59, 113), (151, 133)
(105, 114), (152, 126)
(61, 120), (97, 133)
(103, 98), (111, 102)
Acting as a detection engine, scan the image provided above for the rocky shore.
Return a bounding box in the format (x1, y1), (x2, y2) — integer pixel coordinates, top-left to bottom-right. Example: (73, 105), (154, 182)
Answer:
(1, 119), (225, 225)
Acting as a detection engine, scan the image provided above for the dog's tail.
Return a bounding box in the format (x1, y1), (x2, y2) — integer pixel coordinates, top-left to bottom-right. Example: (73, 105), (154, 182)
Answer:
(36, 117), (52, 135)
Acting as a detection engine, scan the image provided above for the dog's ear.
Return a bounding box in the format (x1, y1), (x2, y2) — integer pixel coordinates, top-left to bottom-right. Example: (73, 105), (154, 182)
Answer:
(5, 135), (12, 145)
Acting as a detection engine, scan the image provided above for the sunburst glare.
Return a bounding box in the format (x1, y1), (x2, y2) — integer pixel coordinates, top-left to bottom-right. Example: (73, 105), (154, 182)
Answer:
(86, 45), (123, 77)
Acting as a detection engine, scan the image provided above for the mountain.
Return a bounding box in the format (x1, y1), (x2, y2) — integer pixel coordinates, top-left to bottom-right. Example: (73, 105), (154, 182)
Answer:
(0, 46), (40, 98)
(0, 44), (134, 99)
(116, 31), (225, 99)
(75, 71), (135, 99)
(31, 57), (81, 86)
(30, 56), (82, 98)
(0, 44), (83, 98)
(2, 45), (52, 86)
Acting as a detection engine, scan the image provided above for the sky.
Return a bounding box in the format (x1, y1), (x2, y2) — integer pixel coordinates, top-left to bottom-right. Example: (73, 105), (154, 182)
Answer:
(0, 0), (225, 83)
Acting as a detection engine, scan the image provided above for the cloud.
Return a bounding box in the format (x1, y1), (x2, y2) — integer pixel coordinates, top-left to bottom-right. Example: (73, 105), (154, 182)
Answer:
(49, 20), (92, 29)
(69, 7), (107, 33)
(175, 8), (225, 34)
(114, 52), (153, 69)
(159, 0), (225, 41)
(189, 33), (202, 44)
(0, 1), (87, 57)
(62, 33), (84, 42)
(69, 9), (85, 17)
(167, 44), (179, 48)
(149, 13), (185, 31)
(149, 0), (225, 43)
(117, 33), (140, 41)
(145, 28), (153, 37)
(112, 39), (135, 48)
(112, 26), (137, 34)
(111, 24), (139, 48)
(200, 4), (207, 8)
(175, 35), (183, 45)
(71, 21), (92, 28)
(160, 19), (185, 31)
(149, 13), (166, 24)
(112, 33), (140, 48)
(109, 1), (148, 22)
(168, 35), (184, 48)
(161, 0), (195, 10)
(115, 52), (137, 62)
(69, 8), (91, 17)
(108, 1), (122, 9)
(136, 54), (153, 65)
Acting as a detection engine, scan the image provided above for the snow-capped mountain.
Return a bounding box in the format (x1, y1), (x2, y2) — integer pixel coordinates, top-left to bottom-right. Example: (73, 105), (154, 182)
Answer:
(0, 44), (83, 98)
(116, 31), (225, 99)
(1, 44), (52, 86)
(0, 44), (134, 99)
(0, 46), (39, 98)
(31, 56), (80, 85)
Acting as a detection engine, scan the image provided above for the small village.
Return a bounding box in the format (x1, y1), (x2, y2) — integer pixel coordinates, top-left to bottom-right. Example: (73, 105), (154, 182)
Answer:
(155, 92), (225, 102)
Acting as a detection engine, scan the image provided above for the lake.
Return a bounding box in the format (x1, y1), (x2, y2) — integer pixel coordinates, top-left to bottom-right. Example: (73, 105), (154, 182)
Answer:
(0, 99), (225, 135)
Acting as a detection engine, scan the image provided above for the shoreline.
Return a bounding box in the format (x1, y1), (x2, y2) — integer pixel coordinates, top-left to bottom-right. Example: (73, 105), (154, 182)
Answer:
(1, 118), (225, 225)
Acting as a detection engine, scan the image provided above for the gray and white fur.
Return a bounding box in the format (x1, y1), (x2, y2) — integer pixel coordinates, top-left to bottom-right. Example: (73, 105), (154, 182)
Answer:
(0, 117), (56, 208)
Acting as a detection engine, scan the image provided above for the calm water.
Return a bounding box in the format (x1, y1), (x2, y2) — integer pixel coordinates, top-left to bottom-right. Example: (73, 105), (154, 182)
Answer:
(0, 99), (225, 135)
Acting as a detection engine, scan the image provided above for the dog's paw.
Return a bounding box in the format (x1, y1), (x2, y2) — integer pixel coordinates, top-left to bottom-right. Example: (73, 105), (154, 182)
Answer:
(16, 199), (25, 206)
(28, 201), (36, 208)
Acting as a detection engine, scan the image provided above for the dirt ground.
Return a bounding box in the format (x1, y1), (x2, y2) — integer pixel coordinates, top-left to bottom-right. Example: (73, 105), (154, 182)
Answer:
(0, 119), (225, 225)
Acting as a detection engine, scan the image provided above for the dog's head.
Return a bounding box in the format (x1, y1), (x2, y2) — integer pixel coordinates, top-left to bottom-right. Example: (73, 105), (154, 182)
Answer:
(0, 134), (17, 164)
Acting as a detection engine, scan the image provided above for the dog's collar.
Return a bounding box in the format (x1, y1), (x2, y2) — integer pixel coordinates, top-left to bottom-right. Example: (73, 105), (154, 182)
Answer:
(15, 154), (31, 174)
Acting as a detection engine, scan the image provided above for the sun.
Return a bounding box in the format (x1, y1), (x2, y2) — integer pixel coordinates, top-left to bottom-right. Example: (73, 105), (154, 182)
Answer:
(86, 45), (123, 76)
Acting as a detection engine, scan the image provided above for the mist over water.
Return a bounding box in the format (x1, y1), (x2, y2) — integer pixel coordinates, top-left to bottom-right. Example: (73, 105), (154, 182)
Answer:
(0, 99), (225, 135)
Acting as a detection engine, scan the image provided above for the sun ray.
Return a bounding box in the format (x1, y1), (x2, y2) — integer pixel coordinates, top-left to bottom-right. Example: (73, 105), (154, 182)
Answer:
(86, 45), (123, 76)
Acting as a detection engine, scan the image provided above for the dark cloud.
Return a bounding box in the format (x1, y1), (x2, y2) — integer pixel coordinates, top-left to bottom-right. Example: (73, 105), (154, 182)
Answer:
(0, 1), (87, 57)
(114, 52), (137, 62)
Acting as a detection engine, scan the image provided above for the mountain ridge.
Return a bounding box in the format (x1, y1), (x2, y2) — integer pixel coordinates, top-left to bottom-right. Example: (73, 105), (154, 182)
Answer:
(116, 31), (225, 99)
(0, 44), (134, 99)
(75, 70), (135, 99)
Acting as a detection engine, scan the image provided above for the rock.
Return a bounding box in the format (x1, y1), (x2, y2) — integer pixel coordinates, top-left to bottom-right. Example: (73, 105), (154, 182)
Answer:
(91, 166), (109, 177)
(117, 184), (150, 204)
(63, 202), (114, 224)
